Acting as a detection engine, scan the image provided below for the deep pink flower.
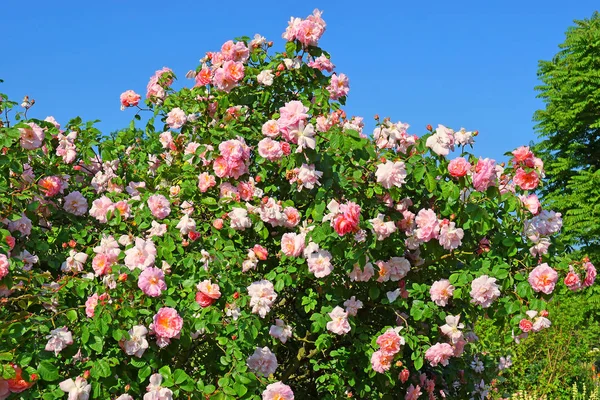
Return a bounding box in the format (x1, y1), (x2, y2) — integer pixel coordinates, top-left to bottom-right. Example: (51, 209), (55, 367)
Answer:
(151, 307), (183, 339)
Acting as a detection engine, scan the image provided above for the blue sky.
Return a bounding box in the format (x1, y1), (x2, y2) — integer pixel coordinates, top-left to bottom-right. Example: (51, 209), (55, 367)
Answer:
(1, 1), (598, 161)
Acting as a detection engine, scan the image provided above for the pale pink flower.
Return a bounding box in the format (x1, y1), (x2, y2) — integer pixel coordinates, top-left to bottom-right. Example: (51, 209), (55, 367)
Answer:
(438, 221), (464, 250)
(448, 157), (471, 178)
(123, 325), (149, 357)
(146, 221), (167, 238)
(247, 280), (277, 318)
(247, 347), (278, 377)
(326, 306), (351, 335)
(91, 253), (113, 276)
(138, 267), (167, 297)
(151, 307), (183, 340)
(584, 261), (597, 287)
(470, 275), (501, 308)
(147, 195), (171, 220)
(45, 326), (73, 355)
(116, 395), (134, 400)
(166, 107), (187, 129)
(262, 120), (281, 138)
(370, 350), (393, 373)
(278, 100), (309, 128)
(454, 127), (474, 146)
(124, 238), (157, 271)
(327, 73), (350, 100)
(528, 263), (558, 294)
(415, 209), (440, 242)
(144, 373), (173, 400)
(175, 215), (196, 235)
(19, 122), (44, 150)
(472, 158), (497, 192)
(369, 214), (397, 241)
(307, 54), (335, 72)
(59, 377), (91, 400)
(85, 293), (99, 318)
(44, 116), (60, 129)
(63, 191), (88, 216)
(425, 342), (454, 367)
(198, 173), (216, 192)
(281, 233), (306, 257)
(532, 316), (551, 332)
(349, 262), (375, 282)
(440, 315), (465, 343)
(262, 382), (294, 400)
(258, 138), (284, 161)
(257, 69), (274, 86)
(307, 249), (333, 278)
(292, 163), (322, 191)
(89, 195), (113, 223)
(343, 296), (363, 316)
(269, 319), (293, 343)
(426, 125), (454, 156)
(229, 207), (252, 230)
(430, 279), (455, 307)
(93, 235), (120, 263)
(376, 161), (407, 189)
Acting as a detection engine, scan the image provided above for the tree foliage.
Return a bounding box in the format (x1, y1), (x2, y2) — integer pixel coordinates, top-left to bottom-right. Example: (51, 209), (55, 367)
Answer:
(533, 11), (600, 258)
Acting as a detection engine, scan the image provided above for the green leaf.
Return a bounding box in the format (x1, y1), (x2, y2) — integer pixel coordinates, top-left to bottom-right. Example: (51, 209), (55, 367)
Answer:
(37, 361), (60, 381)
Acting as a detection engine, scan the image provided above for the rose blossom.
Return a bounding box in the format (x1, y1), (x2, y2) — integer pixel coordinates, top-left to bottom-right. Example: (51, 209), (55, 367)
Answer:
(326, 306), (351, 335)
(281, 233), (305, 257)
(166, 107), (187, 129)
(307, 249), (334, 278)
(257, 70), (274, 86)
(528, 263), (558, 294)
(376, 328), (405, 356)
(519, 319), (533, 332)
(370, 350), (393, 373)
(425, 342), (454, 367)
(19, 122), (44, 150)
(63, 191), (88, 216)
(229, 207), (252, 230)
(45, 326), (73, 355)
(247, 347), (278, 377)
(584, 261), (597, 287)
(122, 325), (149, 358)
(147, 195), (171, 220)
(138, 267), (167, 297)
(120, 90), (141, 108)
(470, 275), (501, 308)
(269, 319), (293, 343)
(448, 157), (471, 177)
(151, 307), (183, 340)
(247, 280), (277, 318)
(262, 382), (294, 400)
(0, 255), (9, 279)
(59, 377), (91, 400)
(195, 279), (221, 307)
(472, 158), (497, 192)
(343, 296), (363, 316)
(376, 161), (407, 189)
(430, 279), (455, 307)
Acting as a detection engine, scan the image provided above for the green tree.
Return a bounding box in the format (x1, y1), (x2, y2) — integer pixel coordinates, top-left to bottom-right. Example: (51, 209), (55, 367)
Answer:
(534, 11), (600, 259)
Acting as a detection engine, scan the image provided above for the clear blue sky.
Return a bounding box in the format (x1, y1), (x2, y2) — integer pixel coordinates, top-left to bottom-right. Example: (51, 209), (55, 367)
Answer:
(2, 1), (598, 161)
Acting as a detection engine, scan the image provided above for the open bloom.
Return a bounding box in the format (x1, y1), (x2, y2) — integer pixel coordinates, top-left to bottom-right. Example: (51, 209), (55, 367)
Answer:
(45, 327), (73, 355)
(122, 325), (149, 358)
(470, 275), (501, 308)
(326, 306), (351, 335)
(247, 347), (278, 377)
(269, 319), (293, 343)
(59, 377), (91, 400)
(425, 342), (454, 367)
(144, 373), (173, 400)
(147, 195), (171, 219)
(151, 307), (183, 340)
(247, 280), (277, 318)
(262, 382), (294, 400)
(138, 267), (167, 297)
(440, 315), (465, 343)
(430, 279), (455, 306)
(195, 279), (221, 307)
(376, 328), (405, 356)
(528, 263), (558, 294)
(376, 161), (407, 188)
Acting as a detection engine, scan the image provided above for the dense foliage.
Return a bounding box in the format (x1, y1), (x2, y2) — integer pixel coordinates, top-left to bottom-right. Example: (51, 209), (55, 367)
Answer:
(533, 11), (600, 259)
(0, 10), (596, 400)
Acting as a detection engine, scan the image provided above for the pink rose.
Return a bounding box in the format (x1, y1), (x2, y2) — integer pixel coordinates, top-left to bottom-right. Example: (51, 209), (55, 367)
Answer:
(583, 261), (597, 287)
(166, 107), (187, 129)
(470, 275), (501, 308)
(513, 168), (540, 191)
(528, 263), (558, 294)
(448, 157), (471, 178)
(326, 306), (351, 335)
(195, 279), (221, 307)
(415, 208), (440, 242)
(120, 90), (141, 108)
(424, 342), (454, 367)
(0, 254), (9, 279)
(198, 173), (216, 192)
(262, 382), (294, 400)
(430, 279), (455, 307)
(281, 233), (305, 257)
(147, 195), (171, 220)
(151, 307), (183, 339)
(257, 138), (284, 161)
(472, 158), (497, 192)
(138, 267), (167, 297)
(370, 350), (393, 373)
(376, 328), (404, 356)
(375, 161), (407, 189)
(19, 122), (45, 150)
(247, 347), (278, 377)
(519, 319), (533, 332)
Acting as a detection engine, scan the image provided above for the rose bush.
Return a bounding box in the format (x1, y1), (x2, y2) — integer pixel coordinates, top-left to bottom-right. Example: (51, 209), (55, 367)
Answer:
(0, 9), (596, 399)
